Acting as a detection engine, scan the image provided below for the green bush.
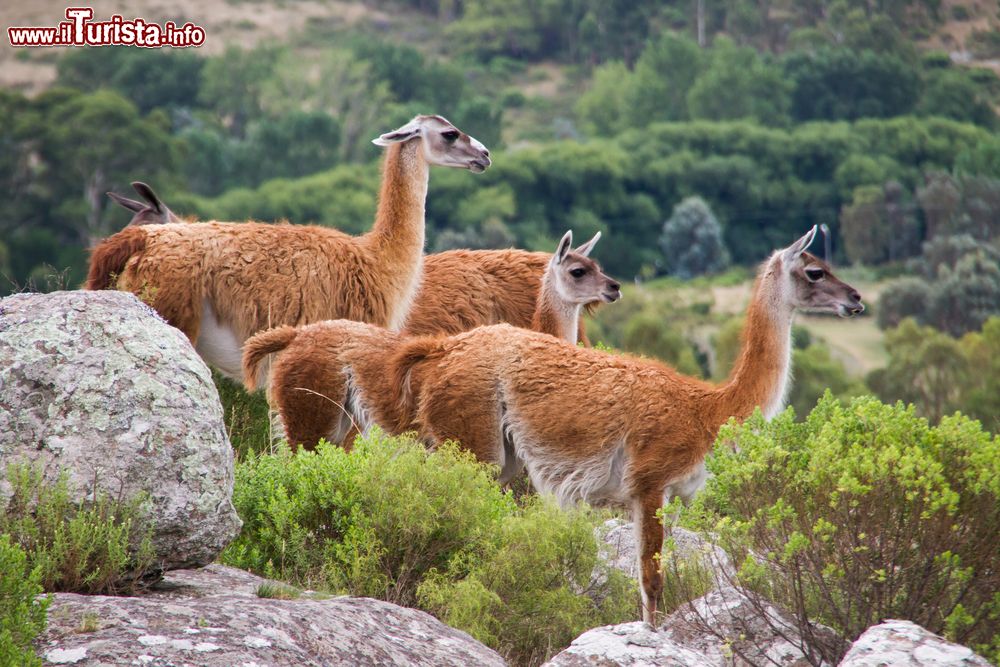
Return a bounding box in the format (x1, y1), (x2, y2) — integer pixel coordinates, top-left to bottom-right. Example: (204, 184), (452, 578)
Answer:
(222, 430), (636, 664)
(0, 463), (155, 595)
(0, 535), (48, 667)
(418, 499), (635, 666)
(684, 395), (1000, 663)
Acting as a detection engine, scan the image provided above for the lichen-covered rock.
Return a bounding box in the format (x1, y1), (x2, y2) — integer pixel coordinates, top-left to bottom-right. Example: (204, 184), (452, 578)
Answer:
(548, 586), (845, 667)
(662, 585), (845, 667)
(36, 565), (506, 667)
(543, 622), (714, 667)
(0, 291), (240, 572)
(838, 620), (991, 667)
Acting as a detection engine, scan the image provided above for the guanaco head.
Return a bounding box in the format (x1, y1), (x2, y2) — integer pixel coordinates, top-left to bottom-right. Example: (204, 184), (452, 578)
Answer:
(550, 230), (622, 305)
(372, 115), (491, 173)
(780, 226), (864, 317)
(107, 182), (184, 225)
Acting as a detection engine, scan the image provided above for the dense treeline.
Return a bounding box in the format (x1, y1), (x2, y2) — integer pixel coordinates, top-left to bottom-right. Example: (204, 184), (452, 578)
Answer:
(5, 0), (1000, 285)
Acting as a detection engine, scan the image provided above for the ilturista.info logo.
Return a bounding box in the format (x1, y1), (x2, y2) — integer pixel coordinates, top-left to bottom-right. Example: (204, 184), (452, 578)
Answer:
(8, 7), (206, 48)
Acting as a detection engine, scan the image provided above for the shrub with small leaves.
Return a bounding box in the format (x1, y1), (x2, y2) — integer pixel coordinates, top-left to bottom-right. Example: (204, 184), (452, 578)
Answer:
(683, 394), (1000, 664)
(222, 430), (637, 665)
(0, 535), (48, 667)
(0, 463), (155, 595)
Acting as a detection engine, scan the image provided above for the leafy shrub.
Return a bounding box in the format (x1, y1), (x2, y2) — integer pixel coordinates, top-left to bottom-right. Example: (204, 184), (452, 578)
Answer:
(684, 395), (1000, 664)
(222, 431), (636, 664)
(0, 535), (48, 667)
(418, 499), (635, 666)
(0, 464), (155, 595)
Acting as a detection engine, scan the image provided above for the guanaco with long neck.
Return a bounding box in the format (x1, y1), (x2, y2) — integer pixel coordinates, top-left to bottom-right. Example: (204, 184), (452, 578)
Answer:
(388, 226), (864, 625)
(241, 230), (621, 450)
(87, 115), (490, 384)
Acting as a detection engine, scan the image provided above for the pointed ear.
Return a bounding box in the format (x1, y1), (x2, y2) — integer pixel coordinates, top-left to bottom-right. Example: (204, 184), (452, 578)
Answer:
(782, 225), (818, 261)
(554, 230), (573, 265)
(132, 182), (164, 214)
(107, 191), (145, 213)
(372, 119), (422, 146)
(574, 231), (601, 258)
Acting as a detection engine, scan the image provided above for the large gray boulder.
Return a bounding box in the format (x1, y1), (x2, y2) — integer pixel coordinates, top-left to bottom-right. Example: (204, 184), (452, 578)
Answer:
(37, 564), (506, 667)
(662, 585), (845, 666)
(838, 620), (991, 667)
(0, 291), (240, 572)
(544, 622), (714, 667)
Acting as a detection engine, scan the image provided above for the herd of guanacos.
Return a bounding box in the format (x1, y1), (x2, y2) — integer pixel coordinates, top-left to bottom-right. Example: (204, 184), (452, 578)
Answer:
(87, 114), (865, 623)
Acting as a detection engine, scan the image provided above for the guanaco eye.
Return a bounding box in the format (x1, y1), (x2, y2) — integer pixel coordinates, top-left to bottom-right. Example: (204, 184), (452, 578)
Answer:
(805, 267), (825, 282)
(442, 130), (459, 142)
(570, 268), (587, 278)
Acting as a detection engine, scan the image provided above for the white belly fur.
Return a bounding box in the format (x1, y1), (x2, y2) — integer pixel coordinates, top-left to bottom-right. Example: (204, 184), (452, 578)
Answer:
(194, 299), (245, 381)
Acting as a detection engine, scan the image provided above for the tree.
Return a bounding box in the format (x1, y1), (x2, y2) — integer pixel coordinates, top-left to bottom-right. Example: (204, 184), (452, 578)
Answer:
(866, 318), (969, 423)
(38, 89), (176, 244)
(57, 47), (204, 114)
(575, 61), (631, 136)
(783, 48), (920, 122)
(840, 186), (892, 265)
(623, 33), (702, 127)
(929, 252), (1000, 337)
(199, 45), (282, 137)
(660, 197), (730, 279)
(918, 68), (997, 129)
(686, 38), (790, 125)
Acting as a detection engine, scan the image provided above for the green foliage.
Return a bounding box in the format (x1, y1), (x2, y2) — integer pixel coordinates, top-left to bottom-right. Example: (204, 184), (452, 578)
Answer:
(213, 370), (272, 458)
(687, 38), (790, 125)
(869, 317), (1000, 430)
(784, 48), (920, 122)
(878, 233), (1000, 336)
(787, 345), (866, 418)
(0, 535), (47, 667)
(418, 499), (635, 666)
(684, 395), (1000, 663)
(0, 463), (155, 595)
(660, 196), (730, 279)
(223, 431), (635, 664)
(57, 46), (204, 113)
(622, 314), (702, 376)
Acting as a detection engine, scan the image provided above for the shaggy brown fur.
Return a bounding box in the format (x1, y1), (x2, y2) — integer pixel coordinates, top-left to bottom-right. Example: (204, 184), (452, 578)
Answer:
(86, 116), (490, 384)
(386, 227), (864, 625)
(243, 231), (620, 450)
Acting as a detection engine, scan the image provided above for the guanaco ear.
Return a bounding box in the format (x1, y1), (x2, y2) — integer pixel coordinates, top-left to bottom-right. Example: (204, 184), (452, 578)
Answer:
(372, 119), (422, 146)
(107, 191), (145, 213)
(132, 182), (165, 214)
(574, 231), (601, 258)
(782, 225), (818, 262)
(554, 230), (574, 265)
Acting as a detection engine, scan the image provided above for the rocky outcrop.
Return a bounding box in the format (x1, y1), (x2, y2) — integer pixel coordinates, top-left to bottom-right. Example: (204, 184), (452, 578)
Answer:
(37, 564), (506, 667)
(839, 620), (992, 667)
(544, 622), (714, 667)
(662, 585), (845, 666)
(0, 291), (240, 572)
(546, 585), (844, 667)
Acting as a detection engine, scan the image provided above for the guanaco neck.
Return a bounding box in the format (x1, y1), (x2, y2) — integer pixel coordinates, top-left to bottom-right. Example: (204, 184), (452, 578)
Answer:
(709, 254), (794, 428)
(368, 140), (429, 268)
(531, 271), (580, 343)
